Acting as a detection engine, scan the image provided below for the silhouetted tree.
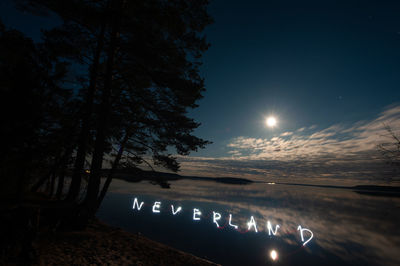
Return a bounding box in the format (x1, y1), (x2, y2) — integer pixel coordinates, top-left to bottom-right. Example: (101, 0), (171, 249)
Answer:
(378, 125), (400, 168)
(0, 20), (75, 201)
(16, 0), (213, 223)
(84, 0), (213, 216)
(17, 0), (111, 201)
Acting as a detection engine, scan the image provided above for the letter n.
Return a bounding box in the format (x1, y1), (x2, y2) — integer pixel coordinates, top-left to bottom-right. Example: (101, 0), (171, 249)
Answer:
(132, 197), (144, 210)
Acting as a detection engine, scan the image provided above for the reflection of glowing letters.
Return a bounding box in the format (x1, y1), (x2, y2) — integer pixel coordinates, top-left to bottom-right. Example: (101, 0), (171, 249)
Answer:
(229, 214), (238, 229)
(213, 211), (221, 227)
(297, 225), (313, 246)
(132, 197), (144, 210)
(247, 216), (258, 232)
(193, 208), (201, 220)
(152, 201), (161, 213)
(171, 205), (182, 215)
(267, 221), (280, 236)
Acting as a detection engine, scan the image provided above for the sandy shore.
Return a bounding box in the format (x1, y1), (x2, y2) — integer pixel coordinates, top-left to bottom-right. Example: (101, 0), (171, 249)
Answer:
(33, 220), (219, 266)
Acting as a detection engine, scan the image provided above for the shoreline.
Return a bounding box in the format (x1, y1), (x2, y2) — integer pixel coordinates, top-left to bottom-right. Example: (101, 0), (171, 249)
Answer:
(33, 219), (219, 266)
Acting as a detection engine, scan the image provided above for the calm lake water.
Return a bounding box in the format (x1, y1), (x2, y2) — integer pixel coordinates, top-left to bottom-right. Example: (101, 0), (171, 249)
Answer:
(96, 178), (400, 266)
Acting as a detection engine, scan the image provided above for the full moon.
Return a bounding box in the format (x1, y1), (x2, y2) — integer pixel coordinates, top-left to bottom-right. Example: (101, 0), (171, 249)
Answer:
(266, 116), (277, 127)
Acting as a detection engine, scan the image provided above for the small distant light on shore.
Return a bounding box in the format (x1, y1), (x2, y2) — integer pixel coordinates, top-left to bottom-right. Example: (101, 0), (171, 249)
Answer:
(85, 169), (90, 174)
(267, 182), (275, 185)
(270, 249), (278, 261)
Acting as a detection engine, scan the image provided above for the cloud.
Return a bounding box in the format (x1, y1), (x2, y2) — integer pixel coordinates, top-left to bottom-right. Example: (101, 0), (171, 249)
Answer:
(280, 131), (293, 137)
(226, 104), (400, 161)
(309, 125), (317, 130)
(178, 105), (400, 183)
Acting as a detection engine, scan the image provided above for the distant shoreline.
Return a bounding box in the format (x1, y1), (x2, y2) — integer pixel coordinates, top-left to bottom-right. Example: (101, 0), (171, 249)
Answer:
(108, 168), (254, 186)
(273, 182), (400, 197)
(107, 168), (400, 196)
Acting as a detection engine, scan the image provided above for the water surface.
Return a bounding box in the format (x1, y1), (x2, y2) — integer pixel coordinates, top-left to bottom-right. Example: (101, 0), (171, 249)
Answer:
(97, 179), (400, 266)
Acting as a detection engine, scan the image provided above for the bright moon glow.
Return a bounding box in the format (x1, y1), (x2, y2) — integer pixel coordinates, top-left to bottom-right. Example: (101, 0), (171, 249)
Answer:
(270, 249), (278, 261)
(266, 116), (277, 127)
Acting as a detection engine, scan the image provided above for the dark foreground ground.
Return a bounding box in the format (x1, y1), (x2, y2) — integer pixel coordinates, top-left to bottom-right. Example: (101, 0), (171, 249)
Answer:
(31, 220), (219, 266)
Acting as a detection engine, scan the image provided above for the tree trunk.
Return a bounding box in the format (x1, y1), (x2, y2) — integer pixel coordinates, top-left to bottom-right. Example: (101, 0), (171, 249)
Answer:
(31, 168), (53, 193)
(49, 172), (56, 197)
(66, 21), (106, 202)
(55, 168), (65, 199)
(96, 130), (130, 209)
(31, 116), (78, 193)
(84, 0), (123, 214)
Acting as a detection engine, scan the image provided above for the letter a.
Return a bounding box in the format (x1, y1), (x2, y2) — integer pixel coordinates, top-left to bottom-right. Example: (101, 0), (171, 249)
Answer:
(247, 216), (258, 232)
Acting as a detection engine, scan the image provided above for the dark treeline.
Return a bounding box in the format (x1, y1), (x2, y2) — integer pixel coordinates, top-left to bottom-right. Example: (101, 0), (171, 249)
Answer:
(0, 0), (212, 243)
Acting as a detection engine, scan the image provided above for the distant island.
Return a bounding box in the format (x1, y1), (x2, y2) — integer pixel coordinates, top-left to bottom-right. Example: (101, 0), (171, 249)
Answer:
(274, 182), (400, 197)
(102, 168), (253, 188)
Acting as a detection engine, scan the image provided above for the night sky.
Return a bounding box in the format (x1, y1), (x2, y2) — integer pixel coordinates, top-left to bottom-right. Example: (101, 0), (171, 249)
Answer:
(2, 0), (400, 183)
(194, 0), (400, 155)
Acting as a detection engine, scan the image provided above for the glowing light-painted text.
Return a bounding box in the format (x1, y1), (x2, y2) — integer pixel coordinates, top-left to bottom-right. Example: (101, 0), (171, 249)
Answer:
(297, 225), (313, 246)
(130, 196), (314, 246)
(213, 211), (221, 227)
(267, 221), (280, 236)
(152, 201), (161, 213)
(247, 216), (258, 232)
(132, 197), (144, 210)
(193, 208), (201, 220)
(171, 205), (182, 215)
(229, 214), (238, 229)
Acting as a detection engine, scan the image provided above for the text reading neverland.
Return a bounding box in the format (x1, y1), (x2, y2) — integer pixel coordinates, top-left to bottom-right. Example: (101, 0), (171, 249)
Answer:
(131, 197), (314, 246)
